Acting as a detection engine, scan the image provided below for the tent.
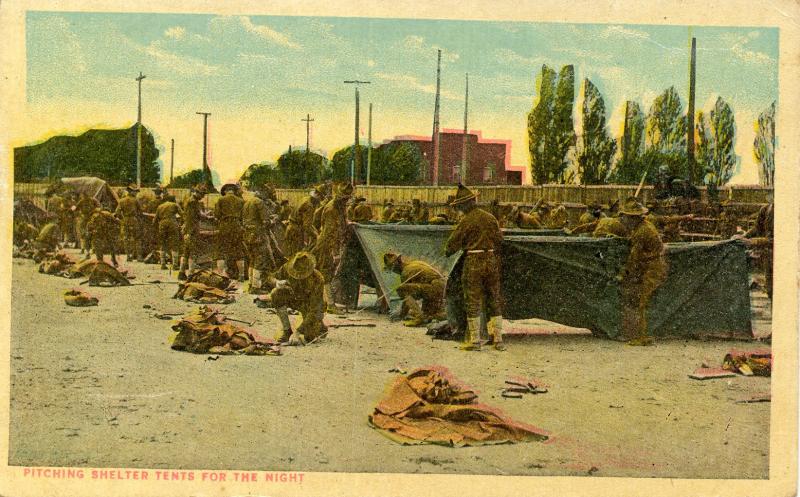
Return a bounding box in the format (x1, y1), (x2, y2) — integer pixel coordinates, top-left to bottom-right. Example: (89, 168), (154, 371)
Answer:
(58, 177), (119, 210)
(447, 237), (753, 339)
(338, 224), (564, 313)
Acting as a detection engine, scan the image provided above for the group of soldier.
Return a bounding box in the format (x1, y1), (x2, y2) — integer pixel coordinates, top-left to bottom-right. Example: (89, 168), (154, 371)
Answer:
(17, 178), (773, 350)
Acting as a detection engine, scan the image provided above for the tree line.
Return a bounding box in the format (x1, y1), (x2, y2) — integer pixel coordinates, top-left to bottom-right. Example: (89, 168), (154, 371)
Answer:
(527, 64), (776, 187)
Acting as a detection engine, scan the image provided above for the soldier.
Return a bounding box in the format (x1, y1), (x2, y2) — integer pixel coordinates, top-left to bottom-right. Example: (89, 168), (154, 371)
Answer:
(509, 205), (542, 229)
(262, 251), (327, 346)
(444, 184), (505, 351)
(383, 252), (446, 327)
(617, 197), (668, 346)
(59, 192), (78, 247)
(214, 183), (246, 280)
(579, 203), (605, 226)
(739, 193), (774, 300)
(646, 201), (693, 243)
(34, 221), (61, 253)
(381, 199), (396, 223)
(114, 184), (142, 261)
(311, 182), (352, 314)
(243, 184), (283, 293)
(312, 182), (333, 232)
(154, 193), (183, 270)
(137, 186), (161, 261)
(75, 192), (100, 255)
(540, 202), (568, 229)
(86, 207), (121, 266)
(348, 197), (373, 223)
(278, 200), (292, 223)
(592, 215), (627, 238)
(178, 184), (210, 281)
(410, 198), (430, 224)
(285, 186), (322, 258)
(14, 221), (40, 248)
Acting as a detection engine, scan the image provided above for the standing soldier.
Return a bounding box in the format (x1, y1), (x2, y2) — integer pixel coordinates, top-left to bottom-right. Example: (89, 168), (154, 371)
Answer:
(285, 186), (322, 257)
(311, 182), (352, 314)
(178, 184), (209, 281)
(86, 207), (121, 266)
(214, 183), (246, 280)
(59, 192), (78, 247)
(740, 193), (774, 300)
(114, 184), (142, 262)
(444, 184), (505, 351)
(617, 197), (668, 346)
(243, 184), (283, 293)
(75, 192), (100, 256)
(137, 186), (160, 261)
(154, 193), (183, 270)
(383, 252), (446, 326)
(261, 251), (327, 346)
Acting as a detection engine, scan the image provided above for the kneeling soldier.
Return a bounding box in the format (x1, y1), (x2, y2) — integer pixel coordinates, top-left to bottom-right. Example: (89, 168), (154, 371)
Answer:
(384, 252), (446, 327)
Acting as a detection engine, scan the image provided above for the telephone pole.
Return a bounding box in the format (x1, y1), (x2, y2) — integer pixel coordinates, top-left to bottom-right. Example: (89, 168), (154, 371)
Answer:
(367, 103), (373, 186)
(344, 80), (370, 184)
(687, 36), (697, 185)
(460, 73), (469, 184)
(301, 114), (314, 154)
(169, 138), (175, 185)
(135, 71), (146, 187)
(431, 49), (442, 186)
(196, 112), (213, 191)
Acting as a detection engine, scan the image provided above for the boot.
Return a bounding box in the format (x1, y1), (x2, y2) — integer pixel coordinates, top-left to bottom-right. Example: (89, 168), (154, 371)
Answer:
(276, 308), (293, 343)
(460, 317), (482, 351)
(324, 284), (342, 314)
(487, 315), (506, 351)
(237, 260), (246, 282)
(171, 251), (180, 270)
(249, 269), (263, 294)
(160, 251), (168, 270)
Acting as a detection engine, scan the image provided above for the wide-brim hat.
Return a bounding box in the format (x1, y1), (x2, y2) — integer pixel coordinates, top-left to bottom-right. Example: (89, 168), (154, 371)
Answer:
(355, 196), (367, 203)
(286, 251), (316, 280)
(126, 183), (140, 193)
(448, 183), (477, 206)
(220, 183), (240, 195)
(619, 197), (649, 216)
(192, 184), (209, 195)
(383, 252), (401, 269)
(336, 183), (354, 198)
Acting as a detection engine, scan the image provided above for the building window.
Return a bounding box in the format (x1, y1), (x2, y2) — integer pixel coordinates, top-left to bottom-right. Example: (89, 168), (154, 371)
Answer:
(452, 164), (460, 183)
(483, 165), (495, 183)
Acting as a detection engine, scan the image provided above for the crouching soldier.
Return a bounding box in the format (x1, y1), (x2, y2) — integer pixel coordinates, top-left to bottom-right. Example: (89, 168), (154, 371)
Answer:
(35, 221), (62, 253)
(384, 252), (446, 327)
(86, 207), (120, 266)
(444, 184), (506, 351)
(261, 251), (327, 346)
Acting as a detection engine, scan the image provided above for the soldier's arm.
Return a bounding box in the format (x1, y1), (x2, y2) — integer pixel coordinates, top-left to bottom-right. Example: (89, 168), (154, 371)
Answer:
(444, 223), (465, 257)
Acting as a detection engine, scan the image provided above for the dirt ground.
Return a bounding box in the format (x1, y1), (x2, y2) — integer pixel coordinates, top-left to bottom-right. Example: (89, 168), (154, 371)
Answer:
(9, 250), (772, 479)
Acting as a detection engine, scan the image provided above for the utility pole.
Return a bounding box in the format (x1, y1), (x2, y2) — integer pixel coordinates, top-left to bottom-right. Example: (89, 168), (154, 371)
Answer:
(460, 73), (469, 185)
(169, 138), (175, 185)
(622, 101), (630, 166)
(367, 103), (373, 186)
(135, 71), (146, 187)
(431, 49), (442, 186)
(344, 80), (370, 184)
(301, 114), (314, 154)
(196, 112), (213, 191)
(687, 36), (697, 185)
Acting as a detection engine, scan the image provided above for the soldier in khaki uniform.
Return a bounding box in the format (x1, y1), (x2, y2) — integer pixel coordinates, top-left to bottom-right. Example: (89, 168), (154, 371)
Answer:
(384, 252), (446, 327)
(617, 197), (668, 346)
(214, 183), (246, 280)
(285, 186), (322, 257)
(278, 200), (292, 223)
(592, 215), (627, 238)
(35, 222), (61, 253)
(178, 184), (210, 280)
(262, 251), (327, 346)
(381, 200), (396, 223)
(114, 184), (142, 261)
(154, 193), (183, 270)
(86, 207), (121, 266)
(444, 184), (505, 351)
(410, 199), (430, 224)
(348, 197), (373, 223)
(243, 184), (283, 293)
(510, 205), (543, 229)
(579, 203), (605, 226)
(740, 194), (774, 300)
(311, 182), (352, 314)
(75, 192), (100, 255)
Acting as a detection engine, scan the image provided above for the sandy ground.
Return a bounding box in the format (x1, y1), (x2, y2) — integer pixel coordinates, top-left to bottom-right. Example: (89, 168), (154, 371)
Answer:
(9, 250), (772, 479)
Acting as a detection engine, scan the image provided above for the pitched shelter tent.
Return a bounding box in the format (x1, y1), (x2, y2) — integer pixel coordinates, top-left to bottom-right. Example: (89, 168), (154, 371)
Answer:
(48, 177), (119, 210)
(13, 198), (49, 226)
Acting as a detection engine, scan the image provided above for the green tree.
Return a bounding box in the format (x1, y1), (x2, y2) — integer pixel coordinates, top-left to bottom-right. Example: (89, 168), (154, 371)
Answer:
(754, 101), (776, 187)
(577, 79), (616, 184)
(13, 124), (160, 185)
(527, 65), (556, 184)
(644, 86), (687, 181)
(169, 169), (207, 188)
(610, 101), (646, 184)
(276, 149), (327, 187)
(527, 64), (576, 184)
(370, 142), (424, 185)
(329, 145), (368, 183)
(239, 162), (280, 188)
(696, 97), (738, 187)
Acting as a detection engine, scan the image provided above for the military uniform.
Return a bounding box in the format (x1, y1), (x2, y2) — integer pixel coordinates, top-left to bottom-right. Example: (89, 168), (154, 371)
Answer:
(445, 184), (505, 350)
(348, 198), (373, 223)
(618, 198), (667, 345)
(243, 191), (283, 291)
(14, 222), (39, 247)
(35, 222), (61, 252)
(311, 184), (352, 312)
(285, 194), (320, 257)
(214, 185), (246, 278)
(178, 186), (208, 279)
(154, 198), (182, 269)
(86, 209), (120, 265)
(381, 203), (396, 223)
(513, 209), (543, 229)
(592, 217), (627, 238)
(385, 253), (446, 326)
(410, 200), (430, 224)
(745, 202), (774, 299)
(265, 252), (327, 345)
(114, 188), (142, 260)
(75, 194), (100, 253)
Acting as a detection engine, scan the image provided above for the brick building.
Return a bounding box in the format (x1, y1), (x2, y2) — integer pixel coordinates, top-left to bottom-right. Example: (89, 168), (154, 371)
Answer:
(380, 129), (517, 185)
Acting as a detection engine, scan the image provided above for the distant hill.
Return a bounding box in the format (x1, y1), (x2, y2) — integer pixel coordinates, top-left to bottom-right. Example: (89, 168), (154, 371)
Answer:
(14, 125), (161, 185)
